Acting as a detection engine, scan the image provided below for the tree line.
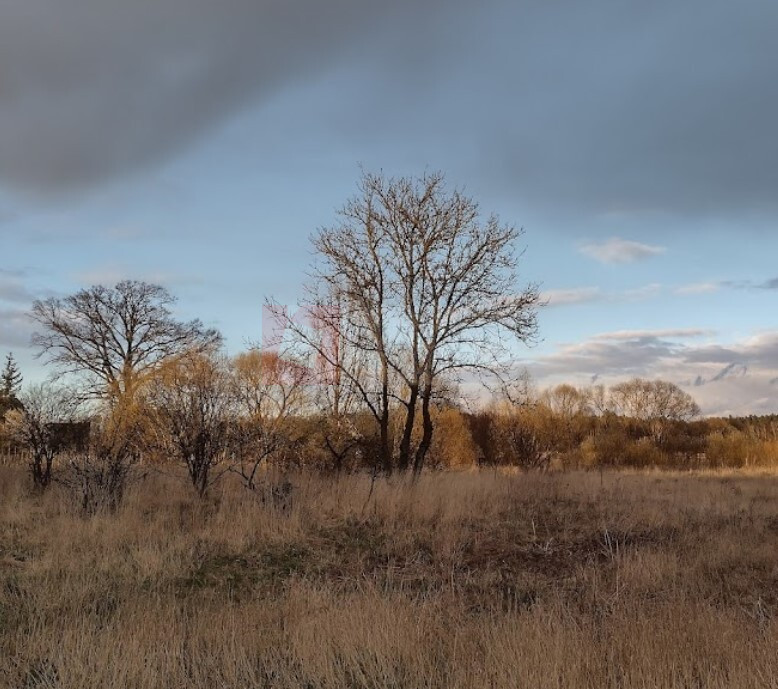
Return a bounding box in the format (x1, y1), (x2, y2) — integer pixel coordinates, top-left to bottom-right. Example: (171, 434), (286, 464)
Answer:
(0, 170), (774, 511)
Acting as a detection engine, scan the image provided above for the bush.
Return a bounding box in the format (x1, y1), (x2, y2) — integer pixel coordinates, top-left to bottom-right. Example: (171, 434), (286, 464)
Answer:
(427, 408), (478, 469)
(60, 448), (138, 515)
(489, 408), (550, 470)
(706, 431), (778, 468)
(58, 414), (143, 515)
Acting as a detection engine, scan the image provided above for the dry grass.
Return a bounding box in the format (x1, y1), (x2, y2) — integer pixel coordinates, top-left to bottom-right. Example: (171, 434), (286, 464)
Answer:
(1, 466), (778, 688)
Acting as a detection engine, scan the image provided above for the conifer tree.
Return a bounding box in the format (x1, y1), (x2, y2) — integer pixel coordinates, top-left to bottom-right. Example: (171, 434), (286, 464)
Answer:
(1, 352), (22, 399)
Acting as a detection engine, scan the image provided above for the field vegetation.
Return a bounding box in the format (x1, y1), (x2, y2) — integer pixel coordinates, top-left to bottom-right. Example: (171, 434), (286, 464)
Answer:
(1, 467), (777, 688)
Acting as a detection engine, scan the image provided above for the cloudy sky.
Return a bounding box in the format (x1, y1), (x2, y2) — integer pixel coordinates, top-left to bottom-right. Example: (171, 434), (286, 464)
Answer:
(1, 0), (777, 415)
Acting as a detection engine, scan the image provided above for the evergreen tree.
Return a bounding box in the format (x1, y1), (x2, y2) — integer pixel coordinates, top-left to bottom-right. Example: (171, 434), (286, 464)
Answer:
(1, 352), (23, 398)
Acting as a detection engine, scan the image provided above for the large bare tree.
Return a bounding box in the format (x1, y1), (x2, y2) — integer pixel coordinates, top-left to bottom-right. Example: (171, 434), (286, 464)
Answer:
(274, 170), (540, 474)
(31, 280), (220, 401)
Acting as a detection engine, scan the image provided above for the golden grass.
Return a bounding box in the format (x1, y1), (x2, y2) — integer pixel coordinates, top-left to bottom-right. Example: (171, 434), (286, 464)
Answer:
(1, 467), (777, 688)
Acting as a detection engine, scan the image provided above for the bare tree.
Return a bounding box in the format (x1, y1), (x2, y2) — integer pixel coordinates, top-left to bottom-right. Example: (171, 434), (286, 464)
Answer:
(230, 349), (309, 489)
(610, 378), (700, 442)
(270, 281), (395, 474)
(586, 384), (613, 417)
(31, 280), (220, 402)
(610, 379), (700, 421)
(305, 295), (375, 472)
(539, 384), (590, 448)
(276, 171), (540, 475)
(5, 384), (81, 489)
(541, 384), (590, 419)
(142, 352), (235, 498)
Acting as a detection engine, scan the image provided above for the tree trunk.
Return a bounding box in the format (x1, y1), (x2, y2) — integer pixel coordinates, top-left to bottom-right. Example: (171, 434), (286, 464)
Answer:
(378, 356), (392, 475)
(398, 385), (418, 472)
(379, 405), (392, 475)
(413, 384), (433, 476)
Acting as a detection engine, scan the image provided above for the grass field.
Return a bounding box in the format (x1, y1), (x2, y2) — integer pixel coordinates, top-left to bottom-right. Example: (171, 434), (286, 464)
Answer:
(1, 466), (777, 688)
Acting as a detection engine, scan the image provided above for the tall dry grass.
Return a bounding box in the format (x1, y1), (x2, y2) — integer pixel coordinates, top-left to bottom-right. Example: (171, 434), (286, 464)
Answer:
(1, 466), (777, 688)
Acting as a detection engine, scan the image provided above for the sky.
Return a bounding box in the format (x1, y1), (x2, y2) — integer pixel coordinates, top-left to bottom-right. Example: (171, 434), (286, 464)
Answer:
(1, 0), (777, 416)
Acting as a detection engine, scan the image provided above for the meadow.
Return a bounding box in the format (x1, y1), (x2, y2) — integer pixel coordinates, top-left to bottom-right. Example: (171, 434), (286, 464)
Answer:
(1, 466), (777, 688)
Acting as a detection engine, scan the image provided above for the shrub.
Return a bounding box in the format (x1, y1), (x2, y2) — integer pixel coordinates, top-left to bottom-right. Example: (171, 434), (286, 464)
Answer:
(58, 411), (143, 515)
(427, 407), (478, 469)
(489, 408), (550, 470)
(706, 431), (778, 468)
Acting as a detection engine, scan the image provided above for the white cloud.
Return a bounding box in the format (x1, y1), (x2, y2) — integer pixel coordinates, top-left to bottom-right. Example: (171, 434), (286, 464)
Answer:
(672, 278), (778, 296)
(723, 277), (778, 291)
(623, 283), (662, 300)
(674, 282), (720, 295)
(580, 237), (666, 264)
(542, 287), (602, 307)
(541, 283), (663, 308)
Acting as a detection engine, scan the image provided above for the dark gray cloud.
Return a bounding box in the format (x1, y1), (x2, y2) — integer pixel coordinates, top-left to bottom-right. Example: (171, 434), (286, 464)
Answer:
(332, 1), (778, 223)
(683, 336), (778, 369)
(2, 0), (777, 224)
(708, 362), (748, 383)
(0, 0), (778, 220)
(0, 0), (457, 195)
(592, 328), (711, 342)
(528, 331), (688, 379)
(479, 1), (778, 219)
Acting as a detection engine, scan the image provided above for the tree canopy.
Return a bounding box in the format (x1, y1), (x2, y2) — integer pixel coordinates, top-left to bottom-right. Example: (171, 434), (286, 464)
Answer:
(31, 280), (221, 401)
